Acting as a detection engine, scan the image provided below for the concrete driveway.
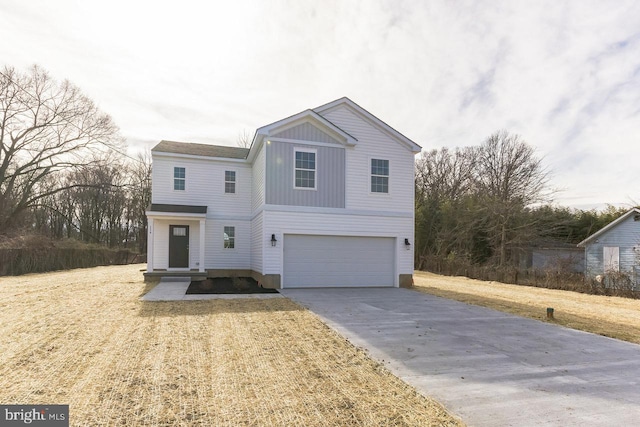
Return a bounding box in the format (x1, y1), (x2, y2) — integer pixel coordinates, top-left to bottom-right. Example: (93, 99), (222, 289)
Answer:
(281, 287), (640, 427)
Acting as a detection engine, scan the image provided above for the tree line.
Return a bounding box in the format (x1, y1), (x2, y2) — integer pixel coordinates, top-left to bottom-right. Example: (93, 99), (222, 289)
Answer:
(415, 131), (629, 270)
(1, 65), (150, 253)
(1, 64), (628, 269)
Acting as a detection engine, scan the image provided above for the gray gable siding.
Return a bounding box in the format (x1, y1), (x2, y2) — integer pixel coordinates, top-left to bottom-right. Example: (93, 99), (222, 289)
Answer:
(271, 122), (343, 145)
(585, 214), (640, 277)
(265, 141), (345, 208)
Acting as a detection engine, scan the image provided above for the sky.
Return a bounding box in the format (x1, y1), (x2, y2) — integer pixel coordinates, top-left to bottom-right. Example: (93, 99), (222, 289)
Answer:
(1, 0), (639, 210)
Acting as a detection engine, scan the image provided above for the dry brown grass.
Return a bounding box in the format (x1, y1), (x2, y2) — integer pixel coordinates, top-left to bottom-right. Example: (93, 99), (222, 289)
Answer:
(0, 265), (461, 426)
(413, 270), (640, 344)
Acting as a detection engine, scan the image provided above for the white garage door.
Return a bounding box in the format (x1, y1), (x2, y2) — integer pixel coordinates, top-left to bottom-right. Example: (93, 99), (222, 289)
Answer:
(283, 235), (395, 288)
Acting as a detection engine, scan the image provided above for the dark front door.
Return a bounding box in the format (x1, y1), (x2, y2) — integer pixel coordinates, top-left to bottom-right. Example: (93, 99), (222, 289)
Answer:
(169, 225), (189, 268)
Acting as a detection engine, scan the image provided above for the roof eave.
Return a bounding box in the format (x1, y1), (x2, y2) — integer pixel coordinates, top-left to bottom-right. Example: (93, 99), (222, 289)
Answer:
(255, 109), (357, 146)
(577, 207), (640, 247)
(313, 97), (422, 154)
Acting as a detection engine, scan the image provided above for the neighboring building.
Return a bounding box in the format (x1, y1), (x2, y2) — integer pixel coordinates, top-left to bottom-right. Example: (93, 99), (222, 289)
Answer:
(145, 97), (421, 288)
(577, 208), (640, 286)
(516, 241), (584, 273)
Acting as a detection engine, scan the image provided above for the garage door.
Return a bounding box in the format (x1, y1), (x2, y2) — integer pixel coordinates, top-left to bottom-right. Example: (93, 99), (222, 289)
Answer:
(283, 235), (395, 288)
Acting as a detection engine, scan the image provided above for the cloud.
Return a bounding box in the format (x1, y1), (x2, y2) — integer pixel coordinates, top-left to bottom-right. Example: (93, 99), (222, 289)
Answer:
(1, 0), (640, 208)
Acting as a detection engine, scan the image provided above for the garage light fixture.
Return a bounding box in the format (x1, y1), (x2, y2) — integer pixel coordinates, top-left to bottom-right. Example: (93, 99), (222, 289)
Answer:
(271, 234), (277, 247)
(404, 238), (411, 250)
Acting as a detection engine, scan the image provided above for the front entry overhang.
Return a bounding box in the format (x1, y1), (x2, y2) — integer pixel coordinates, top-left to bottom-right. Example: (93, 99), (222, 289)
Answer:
(145, 204), (208, 273)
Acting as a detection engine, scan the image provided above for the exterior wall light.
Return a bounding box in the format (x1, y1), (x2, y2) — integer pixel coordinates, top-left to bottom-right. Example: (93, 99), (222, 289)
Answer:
(271, 234), (277, 247)
(404, 238), (411, 250)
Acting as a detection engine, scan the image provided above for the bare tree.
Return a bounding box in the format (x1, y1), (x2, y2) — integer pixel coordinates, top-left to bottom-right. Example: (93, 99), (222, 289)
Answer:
(0, 65), (123, 234)
(236, 129), (253, 149)
(415, 146), (477, 207)
(476, 130), (550, 266)
(125, 151), (152, 253)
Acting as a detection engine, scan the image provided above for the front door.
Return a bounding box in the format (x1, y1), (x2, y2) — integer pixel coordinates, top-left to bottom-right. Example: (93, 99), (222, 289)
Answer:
(169, 225), (189, 268)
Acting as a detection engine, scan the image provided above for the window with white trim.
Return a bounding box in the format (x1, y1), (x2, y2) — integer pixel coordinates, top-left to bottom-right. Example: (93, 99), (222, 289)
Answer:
(224, 226), (235, 249)
(371, 159), (389, 193)
(294, 149), (316, 189)
(174, 167), (186, 191)
(225, 170), (236, 193)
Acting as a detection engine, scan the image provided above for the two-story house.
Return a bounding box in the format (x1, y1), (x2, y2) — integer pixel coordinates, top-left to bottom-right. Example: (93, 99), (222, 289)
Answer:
(145, 97), (421, 288)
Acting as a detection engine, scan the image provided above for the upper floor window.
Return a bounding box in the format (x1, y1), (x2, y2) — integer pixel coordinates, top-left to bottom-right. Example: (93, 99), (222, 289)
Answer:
(224, 226), (235, 249)
(294, 148), (316, 189)
(371, 159), (389, 193)
(225, 170), (236, 193)
(174, 167), (186, 191)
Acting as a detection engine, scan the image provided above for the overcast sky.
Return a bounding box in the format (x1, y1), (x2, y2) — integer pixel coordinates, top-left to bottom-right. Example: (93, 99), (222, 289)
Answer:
(1, 0), (639, 209)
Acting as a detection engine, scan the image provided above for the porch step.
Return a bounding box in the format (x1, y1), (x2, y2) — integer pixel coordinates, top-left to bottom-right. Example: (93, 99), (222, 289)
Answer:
(143, 271), (208, 282)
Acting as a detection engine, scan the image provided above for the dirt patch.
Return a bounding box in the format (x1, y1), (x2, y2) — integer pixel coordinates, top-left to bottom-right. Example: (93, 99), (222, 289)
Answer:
(186, 277), (279, 294)
(0, 264), (461, 426)
(413, 270), (640, 344)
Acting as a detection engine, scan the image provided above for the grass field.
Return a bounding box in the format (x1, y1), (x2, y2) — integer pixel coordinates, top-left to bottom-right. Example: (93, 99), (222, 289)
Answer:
(0, 265), (461, 426)
(413, 270), (640, 344)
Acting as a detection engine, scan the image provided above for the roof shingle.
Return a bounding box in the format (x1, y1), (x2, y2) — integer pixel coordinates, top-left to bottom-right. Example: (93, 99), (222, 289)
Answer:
(152, 140), (249, 159)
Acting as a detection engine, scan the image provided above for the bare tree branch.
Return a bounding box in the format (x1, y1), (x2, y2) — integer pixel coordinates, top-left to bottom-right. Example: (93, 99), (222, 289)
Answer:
(0, 65), (124, 233)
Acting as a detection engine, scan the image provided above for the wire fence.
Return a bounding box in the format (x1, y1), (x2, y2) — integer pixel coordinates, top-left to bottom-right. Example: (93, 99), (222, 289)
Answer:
(419, 255), (639, 299)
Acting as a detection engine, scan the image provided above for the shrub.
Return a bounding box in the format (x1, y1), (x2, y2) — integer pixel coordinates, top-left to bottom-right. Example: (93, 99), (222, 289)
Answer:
(0, 235), (139, 275)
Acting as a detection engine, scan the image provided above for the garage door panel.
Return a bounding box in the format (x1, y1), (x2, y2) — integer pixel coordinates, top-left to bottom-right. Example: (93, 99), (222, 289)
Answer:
(283, 235), (395, 287)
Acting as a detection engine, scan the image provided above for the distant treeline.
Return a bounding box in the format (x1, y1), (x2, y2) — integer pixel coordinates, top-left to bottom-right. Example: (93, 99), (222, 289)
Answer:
(414, 131), (631, 270)
(1, 64), (151, 270)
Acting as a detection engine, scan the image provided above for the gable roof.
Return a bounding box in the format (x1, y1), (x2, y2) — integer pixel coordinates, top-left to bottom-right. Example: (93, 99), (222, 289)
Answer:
(255, 109), (358, 146)
(247, 97), (422, 161)
(577, 207), (640, 247)
(152, 140), (249, 159)
(313, 97), (422, 153)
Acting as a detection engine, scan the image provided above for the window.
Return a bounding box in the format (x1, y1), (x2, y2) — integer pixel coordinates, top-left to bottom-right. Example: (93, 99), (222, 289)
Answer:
(172, 227), (187, 236)
(174, 167), (186, 191)
(225, 170), (236, 194)
(224, 226), (235, 249)
(294, 149), (316, 189)
(371, 159), (389, 193)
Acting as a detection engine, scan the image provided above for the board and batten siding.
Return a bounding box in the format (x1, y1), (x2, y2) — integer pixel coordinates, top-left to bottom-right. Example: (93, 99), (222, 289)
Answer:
(265, 141), (345, 208)
(271, 122), (343, 144)
(262, 210), (414, 283)
(318, 105), (415, 214)
(585, 214), (640, 276)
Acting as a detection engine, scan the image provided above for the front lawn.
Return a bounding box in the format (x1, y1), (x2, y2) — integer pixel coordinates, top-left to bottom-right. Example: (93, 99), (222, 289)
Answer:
(414, 270), (640, 344)
(0, 265), (461, 426)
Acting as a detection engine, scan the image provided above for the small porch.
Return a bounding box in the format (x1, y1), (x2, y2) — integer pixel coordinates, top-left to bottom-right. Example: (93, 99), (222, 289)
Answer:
(145, 203), (208, 274)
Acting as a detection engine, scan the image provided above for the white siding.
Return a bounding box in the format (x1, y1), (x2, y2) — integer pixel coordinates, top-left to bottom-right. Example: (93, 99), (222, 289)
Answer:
(263, 209), (414, 285)
(148, 99), (418, 280)
(251, 211), (264, 273)
(319, 105), (415, 213)
(204, 219), (251, 269)
(152, 155), (252, 217)
(151, 153), (253, 270)
(152, 220), (201, 270)
(251, 144), (266, 212)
